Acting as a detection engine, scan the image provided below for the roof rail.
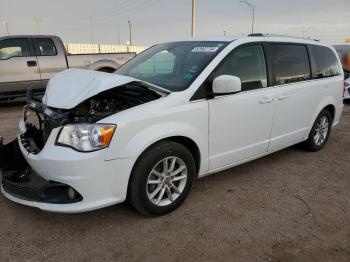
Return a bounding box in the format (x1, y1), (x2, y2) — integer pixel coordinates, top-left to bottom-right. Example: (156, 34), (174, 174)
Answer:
(247, 33), (319, 42)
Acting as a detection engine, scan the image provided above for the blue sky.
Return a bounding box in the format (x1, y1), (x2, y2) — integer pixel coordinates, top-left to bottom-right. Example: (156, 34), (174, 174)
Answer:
(0, 0), (349, 45)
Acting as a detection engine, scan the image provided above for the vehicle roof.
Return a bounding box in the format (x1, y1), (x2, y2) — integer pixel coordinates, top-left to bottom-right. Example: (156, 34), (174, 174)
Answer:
(172, 34), (330, 47)
(0, 35), (60, 40)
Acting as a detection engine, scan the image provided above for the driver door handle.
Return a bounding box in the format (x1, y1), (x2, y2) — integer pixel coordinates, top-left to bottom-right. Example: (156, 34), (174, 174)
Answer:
(27, 60), (37, 67)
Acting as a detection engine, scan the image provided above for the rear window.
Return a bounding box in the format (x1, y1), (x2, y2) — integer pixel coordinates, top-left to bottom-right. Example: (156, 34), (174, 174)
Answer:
(36, 38), (57, 56)
(310, 45), (342, 78)
(270, 44), (311, 85)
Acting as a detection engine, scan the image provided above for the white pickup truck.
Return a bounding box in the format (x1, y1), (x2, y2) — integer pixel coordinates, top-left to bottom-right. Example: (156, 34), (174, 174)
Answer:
(0, 35), (136, 100)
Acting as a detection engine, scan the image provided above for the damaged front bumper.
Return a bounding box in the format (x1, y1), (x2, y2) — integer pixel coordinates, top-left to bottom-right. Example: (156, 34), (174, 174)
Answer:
(0, 135), (82, 207)
(1, 168), (82, 204)
(0, 101), (135, 213)
(0, 130), (135, 213)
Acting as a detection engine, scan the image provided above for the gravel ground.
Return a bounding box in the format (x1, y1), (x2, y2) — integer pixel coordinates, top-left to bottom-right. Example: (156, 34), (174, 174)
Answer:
(0, 101), (349, 262)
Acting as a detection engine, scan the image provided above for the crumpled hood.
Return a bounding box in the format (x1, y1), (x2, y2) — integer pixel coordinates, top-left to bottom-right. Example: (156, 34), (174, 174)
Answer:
(43, 69), (150, 109)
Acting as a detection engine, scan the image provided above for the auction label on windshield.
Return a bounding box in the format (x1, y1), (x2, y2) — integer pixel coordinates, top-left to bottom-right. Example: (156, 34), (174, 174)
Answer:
(192, 47), (219, 53)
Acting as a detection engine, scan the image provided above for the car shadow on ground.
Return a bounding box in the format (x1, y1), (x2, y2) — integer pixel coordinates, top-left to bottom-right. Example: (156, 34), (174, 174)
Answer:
(0, 99), (26, 108)
(1, 143), (304, 221)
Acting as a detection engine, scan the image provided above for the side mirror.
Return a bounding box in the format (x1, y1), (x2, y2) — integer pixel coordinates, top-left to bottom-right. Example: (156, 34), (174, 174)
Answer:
(212, 75), (241, 95)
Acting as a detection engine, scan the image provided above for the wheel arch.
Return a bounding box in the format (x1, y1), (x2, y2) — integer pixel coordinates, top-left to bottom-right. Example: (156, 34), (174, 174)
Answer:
(126, 136), (202, 199)
(306, 97), (337, 139)
(132, 136), (201, 175)
(89, 59), (120, 71)
(323, 104), (336, 121)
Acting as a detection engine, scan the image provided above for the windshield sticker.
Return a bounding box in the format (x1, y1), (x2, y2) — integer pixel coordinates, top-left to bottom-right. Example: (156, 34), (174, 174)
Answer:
(192, 47), (219, 53)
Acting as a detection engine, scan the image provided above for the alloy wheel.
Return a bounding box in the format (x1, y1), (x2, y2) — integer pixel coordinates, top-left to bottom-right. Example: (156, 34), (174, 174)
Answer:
(313, 115), (329, 146)
(146, 156), (188, 206)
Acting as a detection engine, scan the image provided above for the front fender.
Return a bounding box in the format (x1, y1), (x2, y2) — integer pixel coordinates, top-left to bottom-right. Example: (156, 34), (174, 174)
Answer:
(105, 121), (208, 173)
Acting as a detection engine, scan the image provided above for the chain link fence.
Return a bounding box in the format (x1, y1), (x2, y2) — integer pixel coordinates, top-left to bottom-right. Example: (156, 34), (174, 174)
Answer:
(64, 43), (148, 54)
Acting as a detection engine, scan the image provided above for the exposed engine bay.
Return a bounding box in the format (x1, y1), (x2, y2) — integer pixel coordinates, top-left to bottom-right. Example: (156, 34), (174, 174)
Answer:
(0, 81), (165, 170)
(29, 82), (164, 148)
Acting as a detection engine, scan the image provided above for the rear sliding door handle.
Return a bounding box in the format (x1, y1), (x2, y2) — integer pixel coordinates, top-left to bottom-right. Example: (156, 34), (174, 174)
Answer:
(27, 60), (37, 67)
(278, 93), (291, 100)
(259, 96), (274, 104)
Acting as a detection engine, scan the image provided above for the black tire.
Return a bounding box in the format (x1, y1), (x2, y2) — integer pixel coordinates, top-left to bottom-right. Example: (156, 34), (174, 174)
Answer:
(303, 109), (333, 152)
(97, 67), (115, 73)
(128, 141), (196, 216)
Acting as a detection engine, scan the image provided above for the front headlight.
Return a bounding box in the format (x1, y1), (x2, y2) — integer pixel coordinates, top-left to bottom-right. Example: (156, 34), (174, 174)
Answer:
(56, 124), (116, 152)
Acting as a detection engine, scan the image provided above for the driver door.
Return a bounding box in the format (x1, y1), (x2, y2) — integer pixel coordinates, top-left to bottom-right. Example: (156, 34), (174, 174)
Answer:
(0, 37), (42, 93)
(209, 44), (275, 170)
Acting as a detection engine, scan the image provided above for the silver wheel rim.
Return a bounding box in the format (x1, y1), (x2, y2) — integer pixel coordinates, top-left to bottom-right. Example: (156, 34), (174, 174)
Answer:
(146, 156), (188, 207)
(314, 116), (329, 146)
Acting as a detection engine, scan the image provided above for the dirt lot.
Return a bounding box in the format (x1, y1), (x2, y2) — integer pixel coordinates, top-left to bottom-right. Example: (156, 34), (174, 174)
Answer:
(0, 102), (349, 262)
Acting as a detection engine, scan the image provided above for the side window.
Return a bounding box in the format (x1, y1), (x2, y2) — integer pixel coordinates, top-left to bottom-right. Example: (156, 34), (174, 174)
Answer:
(270, 44), (311, 85)
(36, 38), (57, 56)
(215, 45), (267, 91)
(0, 38), (30, 60)
(311, 45), (342, 78)
(130, 51), (175, 75)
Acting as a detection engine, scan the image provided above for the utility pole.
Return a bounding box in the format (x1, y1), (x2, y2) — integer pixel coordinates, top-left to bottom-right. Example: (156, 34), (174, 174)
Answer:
(2, 21), (9, 35)
(116, 23), (121, 45)
(89, 16), (94, 45)
(191, 0), (196, 38)
(240, 1), (255, 34)
(223, 30), (226, 36)
(32, 18), (43, 34)
(128, 20), (132, 46)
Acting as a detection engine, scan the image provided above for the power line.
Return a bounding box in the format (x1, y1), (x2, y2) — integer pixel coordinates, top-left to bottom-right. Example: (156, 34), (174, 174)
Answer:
(191, 0), (196, 38)
(89, 16), (94, 44)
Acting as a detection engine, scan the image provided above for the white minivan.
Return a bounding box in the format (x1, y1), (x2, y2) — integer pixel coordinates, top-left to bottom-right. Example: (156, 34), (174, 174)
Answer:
(0, 35), (344, 215)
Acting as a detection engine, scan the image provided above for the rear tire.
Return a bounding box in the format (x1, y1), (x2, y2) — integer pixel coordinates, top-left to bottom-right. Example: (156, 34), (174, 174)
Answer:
(303, 109), (333, 152)
(97, 67), (115, 73)
(128, 141), (196, 216)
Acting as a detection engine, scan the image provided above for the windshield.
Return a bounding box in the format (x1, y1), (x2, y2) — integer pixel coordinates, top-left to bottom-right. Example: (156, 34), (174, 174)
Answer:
(115, 41), (229, 91)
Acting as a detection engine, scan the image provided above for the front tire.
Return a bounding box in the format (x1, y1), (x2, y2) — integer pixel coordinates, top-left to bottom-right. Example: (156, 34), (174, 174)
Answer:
(128, 141), (196, 216)
(303, 109), (333, 152)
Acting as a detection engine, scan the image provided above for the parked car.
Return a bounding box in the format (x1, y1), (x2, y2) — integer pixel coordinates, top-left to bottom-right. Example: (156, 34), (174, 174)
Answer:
(344, 78), (350, 100)
(333, 45), (350, 60)
(0, 35), (135, 100)
(334, 45), (350, 100)
(0, 35), (344, 216)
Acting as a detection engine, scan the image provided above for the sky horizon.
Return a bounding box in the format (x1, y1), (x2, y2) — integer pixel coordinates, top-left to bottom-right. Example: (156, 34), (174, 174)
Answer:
(0, 0), (349, 46)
